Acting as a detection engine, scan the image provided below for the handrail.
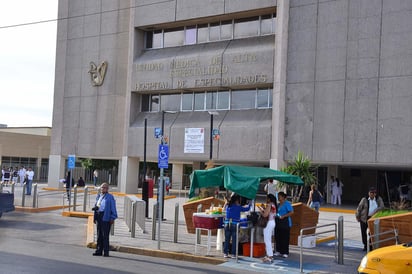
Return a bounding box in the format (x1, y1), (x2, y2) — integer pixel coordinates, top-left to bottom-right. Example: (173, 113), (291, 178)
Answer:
(299, 222), (337, 273)
(368, 228), (399, 252)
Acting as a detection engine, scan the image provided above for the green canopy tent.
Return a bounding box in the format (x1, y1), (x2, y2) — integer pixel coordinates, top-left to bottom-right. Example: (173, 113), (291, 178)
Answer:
(189, 165), (304, 200)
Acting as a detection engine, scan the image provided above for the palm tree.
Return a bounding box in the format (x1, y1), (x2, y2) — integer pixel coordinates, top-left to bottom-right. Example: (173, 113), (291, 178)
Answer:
(282, 151), (317, 202)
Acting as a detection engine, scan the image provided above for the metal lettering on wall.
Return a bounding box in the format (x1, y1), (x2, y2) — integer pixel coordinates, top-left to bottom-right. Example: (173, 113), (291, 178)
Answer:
(133, 51), (272, 91)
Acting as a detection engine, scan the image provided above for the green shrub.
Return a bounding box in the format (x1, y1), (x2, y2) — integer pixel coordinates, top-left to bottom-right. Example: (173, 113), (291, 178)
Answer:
(374, 209), (409, 218)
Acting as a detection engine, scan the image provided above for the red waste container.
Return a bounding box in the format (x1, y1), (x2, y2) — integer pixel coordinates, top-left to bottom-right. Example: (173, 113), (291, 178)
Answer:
(147, 179), (154, 198)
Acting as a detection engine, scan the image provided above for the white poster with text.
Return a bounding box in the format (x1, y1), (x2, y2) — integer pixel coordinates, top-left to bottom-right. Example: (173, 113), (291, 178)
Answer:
(184, 128), (204, 153)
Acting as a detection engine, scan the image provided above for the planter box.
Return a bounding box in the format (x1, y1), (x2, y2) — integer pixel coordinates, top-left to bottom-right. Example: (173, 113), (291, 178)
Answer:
(183, 196), (225, 234)
(368, 211), (412, 248)
(290, 203), (319, 245)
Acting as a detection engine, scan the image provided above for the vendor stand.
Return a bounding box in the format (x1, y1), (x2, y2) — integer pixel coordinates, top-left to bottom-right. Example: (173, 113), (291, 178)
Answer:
(189, 165), (304, 259)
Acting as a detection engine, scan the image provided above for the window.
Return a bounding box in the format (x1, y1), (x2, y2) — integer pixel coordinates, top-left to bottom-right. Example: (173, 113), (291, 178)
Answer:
(145, 14), (276, 49)
(197, 24), (208, 43)
(182, 93), (193, 111)
(194, 92), (205, 110)
(221, 20), (233, 40)
(185, 26), (197, 45)
(151, 95), (160, 112)
(234, 17), (259, 38)
(209, 22), (220, 42)
(161, 93), (180, 111)
(141, 89), (271, 112)
(152, 30), (163, 48)
(231, 89), (256, 109)
(217, 91), (230, 109)
(261, 14), (274, 35)
(257, 88), (271, 108)
(164, 27), (184, 48)
(141, 94), (160, 112)
(206, 91), (217, 109)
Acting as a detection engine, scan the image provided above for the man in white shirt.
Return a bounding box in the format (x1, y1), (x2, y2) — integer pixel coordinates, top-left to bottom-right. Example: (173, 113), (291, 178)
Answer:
(355, 187), (384, 251)
(25, 167), (35, 195)
(18, 166), (26, 186)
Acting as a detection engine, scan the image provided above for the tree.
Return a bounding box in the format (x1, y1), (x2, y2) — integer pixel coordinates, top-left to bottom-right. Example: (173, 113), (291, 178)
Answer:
(282, 151), (317, 202)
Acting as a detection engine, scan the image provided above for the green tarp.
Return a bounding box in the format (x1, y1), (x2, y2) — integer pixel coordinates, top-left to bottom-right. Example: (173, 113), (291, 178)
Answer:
(189, 165), (304, 200)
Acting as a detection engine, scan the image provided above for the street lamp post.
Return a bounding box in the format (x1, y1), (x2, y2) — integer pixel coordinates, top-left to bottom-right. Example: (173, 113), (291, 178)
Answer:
(208, 111), (219, 163)
(157, 110), (176, 249)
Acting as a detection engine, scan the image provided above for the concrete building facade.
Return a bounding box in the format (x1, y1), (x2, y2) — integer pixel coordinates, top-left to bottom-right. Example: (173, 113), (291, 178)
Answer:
(49, 0), (412, 203)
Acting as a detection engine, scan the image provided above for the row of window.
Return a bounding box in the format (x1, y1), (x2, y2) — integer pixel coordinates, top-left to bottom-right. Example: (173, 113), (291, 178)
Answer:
(1, 156), (46, 168)
(141, 88), (273, 112)
(145, 14), (276, 49)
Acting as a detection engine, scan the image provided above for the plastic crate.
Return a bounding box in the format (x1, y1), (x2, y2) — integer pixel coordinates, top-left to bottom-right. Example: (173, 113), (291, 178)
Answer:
(242, 242), (265, 257)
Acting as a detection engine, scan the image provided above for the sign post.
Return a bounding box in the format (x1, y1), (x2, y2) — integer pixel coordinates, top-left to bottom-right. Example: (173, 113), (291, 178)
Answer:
(67, 155), (76, 210)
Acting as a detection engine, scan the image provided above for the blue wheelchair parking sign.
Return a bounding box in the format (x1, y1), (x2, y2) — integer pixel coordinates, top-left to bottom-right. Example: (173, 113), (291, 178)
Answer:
(158, 144), (169, 168)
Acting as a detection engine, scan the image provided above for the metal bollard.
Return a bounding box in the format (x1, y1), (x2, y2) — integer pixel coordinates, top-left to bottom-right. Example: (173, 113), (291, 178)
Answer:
(196, 204), (202, 244)
(32, 184), (38, 208)
(11, 182), (15, 193)
(131, 201), (136, 238)
(338, 216), (344, 264)
(174, 203), (179, 243)
(22, 182), (26, 207)
(111, 222), (114, 236)
(73, 185), (78, 211)
(0, 182), (3, 192)
(83, 186), (88, 212)
(152, 203), (158, 240)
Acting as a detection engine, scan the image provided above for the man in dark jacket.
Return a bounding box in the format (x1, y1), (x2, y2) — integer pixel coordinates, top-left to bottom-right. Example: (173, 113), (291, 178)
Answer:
(355, 187), (384, 251)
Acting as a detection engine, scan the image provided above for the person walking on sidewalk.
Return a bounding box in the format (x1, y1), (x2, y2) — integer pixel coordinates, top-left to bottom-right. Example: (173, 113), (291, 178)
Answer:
(355, 186), (384, 251)
(307, 184), (323, 212)
(93, 183), (118, 257)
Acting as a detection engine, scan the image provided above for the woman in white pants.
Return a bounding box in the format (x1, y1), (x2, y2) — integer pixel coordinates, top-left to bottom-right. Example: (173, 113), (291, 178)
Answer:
(258, 194), (278, 263)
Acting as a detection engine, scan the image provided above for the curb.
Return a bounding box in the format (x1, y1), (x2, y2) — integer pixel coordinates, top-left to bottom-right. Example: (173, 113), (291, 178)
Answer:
(84, 214), (225, 265)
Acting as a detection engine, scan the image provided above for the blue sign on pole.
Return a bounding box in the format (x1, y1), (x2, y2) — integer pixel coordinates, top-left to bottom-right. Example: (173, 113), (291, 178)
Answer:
(67, 155), (76, 169)
(158, 144), (169, 168)
(154, 128), (162, 138)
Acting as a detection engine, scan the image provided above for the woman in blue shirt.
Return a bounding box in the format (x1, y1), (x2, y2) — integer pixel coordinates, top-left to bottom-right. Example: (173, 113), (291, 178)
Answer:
(223, 194), (250, 258)
(274, 191), (293, 258)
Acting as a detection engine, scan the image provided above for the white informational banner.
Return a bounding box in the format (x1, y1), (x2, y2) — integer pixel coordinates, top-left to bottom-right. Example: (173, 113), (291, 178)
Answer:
(184, 128), (204, 153)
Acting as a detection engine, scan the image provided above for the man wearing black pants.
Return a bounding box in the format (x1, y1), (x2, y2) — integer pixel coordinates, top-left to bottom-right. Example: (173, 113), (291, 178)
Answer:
(355, 187), (384, 251)
(93, 183), (118, 257)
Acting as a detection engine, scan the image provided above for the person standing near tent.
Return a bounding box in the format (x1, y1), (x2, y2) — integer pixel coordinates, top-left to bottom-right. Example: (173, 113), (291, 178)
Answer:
(274, 191), (293, 258)
(223, 194), (250, 258)
(258, 194), (278, 263)
(264, 179), (277, 197)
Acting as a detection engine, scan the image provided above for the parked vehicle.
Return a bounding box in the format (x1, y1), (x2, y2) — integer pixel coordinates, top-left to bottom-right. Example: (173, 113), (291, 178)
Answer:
(358, 242), (412, 273)
(0, 191), (14, 218)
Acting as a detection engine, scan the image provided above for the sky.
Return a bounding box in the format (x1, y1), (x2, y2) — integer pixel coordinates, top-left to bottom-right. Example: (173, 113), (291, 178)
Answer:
(0, 0), (58, 127)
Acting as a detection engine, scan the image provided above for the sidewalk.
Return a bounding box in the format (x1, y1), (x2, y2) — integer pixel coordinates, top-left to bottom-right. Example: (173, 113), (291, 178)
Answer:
(10, 184), (364, 273)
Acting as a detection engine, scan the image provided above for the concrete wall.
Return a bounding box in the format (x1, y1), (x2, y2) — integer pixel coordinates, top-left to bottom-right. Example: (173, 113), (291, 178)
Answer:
(51, 0), (131, 159)
(135, 0), (277, 27)
(285, 0), (412, 166)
